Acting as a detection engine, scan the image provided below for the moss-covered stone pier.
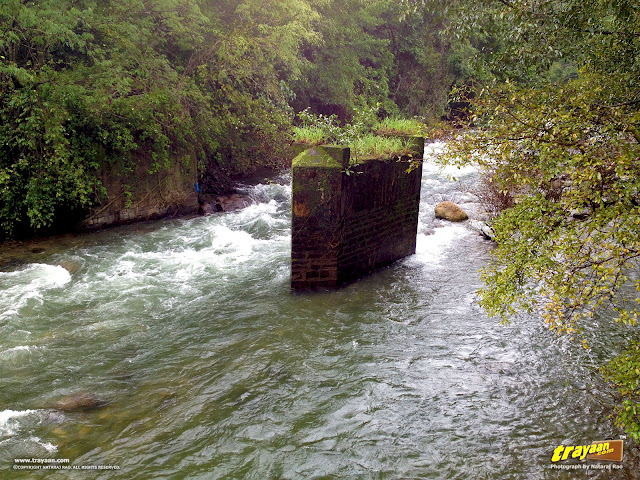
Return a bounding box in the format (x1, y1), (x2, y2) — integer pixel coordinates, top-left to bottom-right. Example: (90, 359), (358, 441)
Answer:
(291, 141), (423, 289)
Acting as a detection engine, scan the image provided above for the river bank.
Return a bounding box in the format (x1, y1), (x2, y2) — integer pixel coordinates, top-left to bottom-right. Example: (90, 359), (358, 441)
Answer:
(0, 165), (288, 273)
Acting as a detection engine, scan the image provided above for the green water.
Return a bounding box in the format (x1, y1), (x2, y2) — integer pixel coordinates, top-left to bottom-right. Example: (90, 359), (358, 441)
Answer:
(0, 143), (638, 479)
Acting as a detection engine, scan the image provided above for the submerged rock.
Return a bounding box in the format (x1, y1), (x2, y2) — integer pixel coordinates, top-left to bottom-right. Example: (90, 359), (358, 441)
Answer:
(434, 201), (468, 222)
(57, 260), (81, 275)
(46, 410), (68, 424)
(51, 392), (107, 412)
(216, 193), (252, 212)
(198, 202), (218, 215)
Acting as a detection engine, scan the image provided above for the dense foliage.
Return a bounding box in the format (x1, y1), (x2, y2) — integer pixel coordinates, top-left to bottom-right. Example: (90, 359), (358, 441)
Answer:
(1, 0), (465, 238)
(413, 0), (640, 438)
(0, 0), (310, 237)
(291, 0), (465, 119)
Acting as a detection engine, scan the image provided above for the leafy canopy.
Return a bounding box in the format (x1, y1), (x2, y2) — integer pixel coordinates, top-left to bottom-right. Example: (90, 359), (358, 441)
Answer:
(1, 0), (473, 238)
(0, 0), (318, 238)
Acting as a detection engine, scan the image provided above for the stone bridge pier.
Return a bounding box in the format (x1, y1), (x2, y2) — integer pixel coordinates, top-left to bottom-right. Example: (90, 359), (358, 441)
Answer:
(291, 140), (423, 290)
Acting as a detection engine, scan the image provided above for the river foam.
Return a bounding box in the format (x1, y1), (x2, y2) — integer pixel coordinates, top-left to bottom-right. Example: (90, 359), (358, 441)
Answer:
(0, 345), (41, 359)
(0, 264), (71, 320)
(0, 409), (40, 436)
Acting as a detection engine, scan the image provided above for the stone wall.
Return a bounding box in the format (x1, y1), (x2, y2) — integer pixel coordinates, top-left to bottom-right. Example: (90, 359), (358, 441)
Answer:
(291, 141), (423, 289)
(81, 152), (198, 230)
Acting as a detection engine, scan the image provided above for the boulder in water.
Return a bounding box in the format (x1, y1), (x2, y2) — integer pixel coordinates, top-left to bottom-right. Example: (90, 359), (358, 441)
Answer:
(51, 392), (107, 412)
(434, 201), (468, 222)
(198, 202), (217, 215)
(57, 260), (81, 275)
(216, 193), (251, 212)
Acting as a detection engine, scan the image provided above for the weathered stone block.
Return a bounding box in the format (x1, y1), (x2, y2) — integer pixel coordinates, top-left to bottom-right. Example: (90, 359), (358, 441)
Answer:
(291, 146), (423, 290)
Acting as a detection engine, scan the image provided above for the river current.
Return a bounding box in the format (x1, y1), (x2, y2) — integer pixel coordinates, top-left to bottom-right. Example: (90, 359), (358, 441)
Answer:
(0, 143), (638, 479)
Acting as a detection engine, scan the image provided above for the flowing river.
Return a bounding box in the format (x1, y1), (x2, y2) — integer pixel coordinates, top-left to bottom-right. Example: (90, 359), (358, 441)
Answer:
(0, 143), (638, 479)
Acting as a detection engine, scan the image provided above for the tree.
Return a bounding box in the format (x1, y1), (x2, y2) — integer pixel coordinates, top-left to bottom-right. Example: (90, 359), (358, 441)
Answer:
(0, 0), (319, 238)
(193, 0), (319, 173)
(291, 0), (470, 119)
(409, 0), (640, 437)
(0, 0), (211, 236)
(290, 0), (395, 118)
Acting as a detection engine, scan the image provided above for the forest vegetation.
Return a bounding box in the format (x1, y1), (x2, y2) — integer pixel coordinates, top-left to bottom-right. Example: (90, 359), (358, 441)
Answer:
(0, 0), (468, 239)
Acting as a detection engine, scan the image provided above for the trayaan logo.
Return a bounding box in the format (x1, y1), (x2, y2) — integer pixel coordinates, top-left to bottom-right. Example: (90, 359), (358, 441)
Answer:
(551, 440), (624, 463)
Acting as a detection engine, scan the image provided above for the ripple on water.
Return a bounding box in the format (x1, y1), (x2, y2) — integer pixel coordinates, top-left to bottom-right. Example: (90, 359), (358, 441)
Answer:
(0, 264), (71, 320)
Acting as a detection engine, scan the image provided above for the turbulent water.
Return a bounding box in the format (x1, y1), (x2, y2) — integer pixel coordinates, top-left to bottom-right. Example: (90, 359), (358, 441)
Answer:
(0, 143), (638, 479)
